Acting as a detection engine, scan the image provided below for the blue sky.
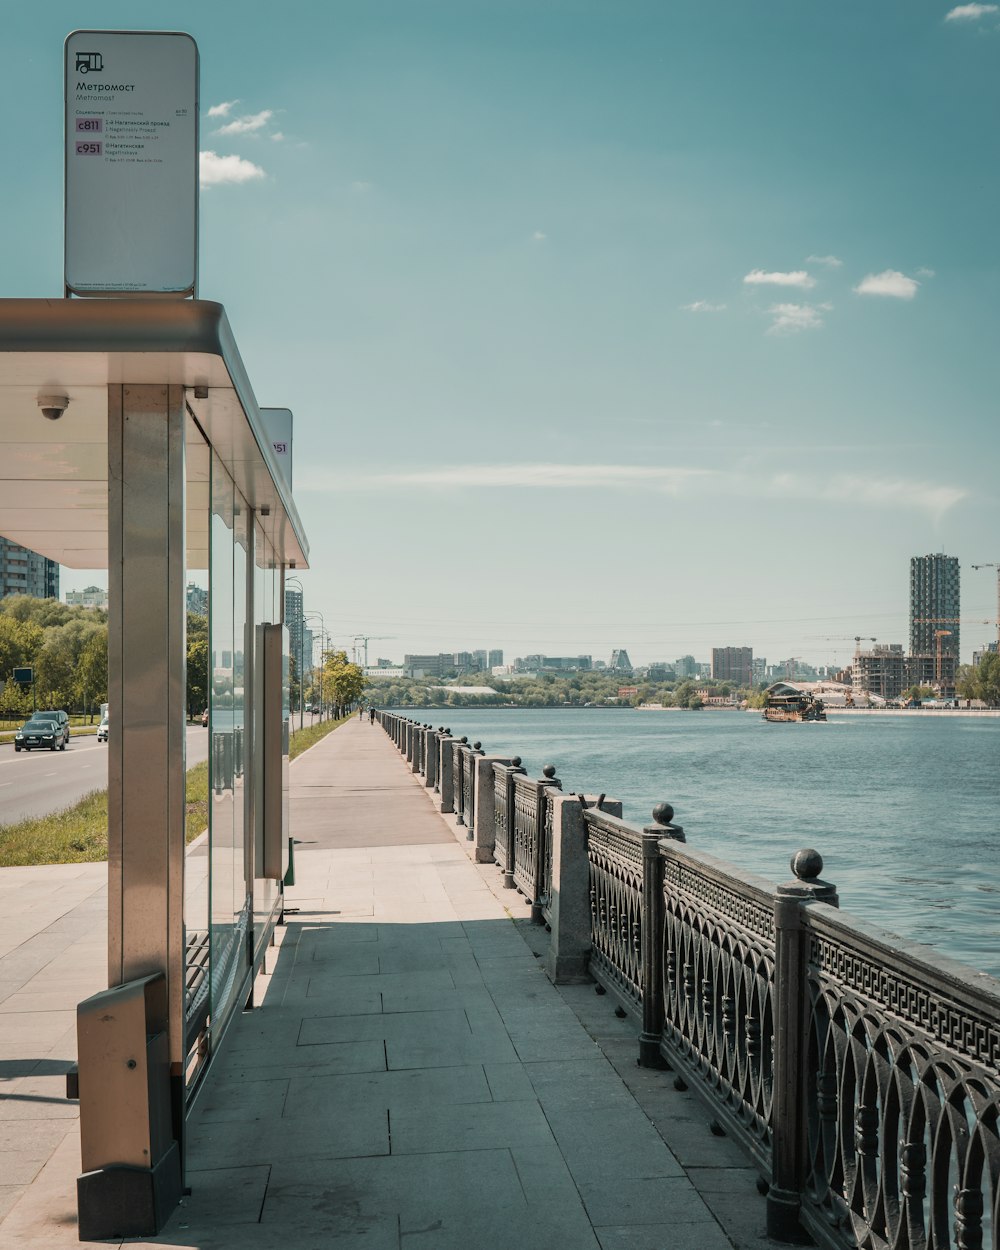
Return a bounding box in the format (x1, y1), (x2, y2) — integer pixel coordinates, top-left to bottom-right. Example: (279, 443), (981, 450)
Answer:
(8, 1), (999, 667)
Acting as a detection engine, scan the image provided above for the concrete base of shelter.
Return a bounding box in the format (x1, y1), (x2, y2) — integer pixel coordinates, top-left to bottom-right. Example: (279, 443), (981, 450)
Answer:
(0, 719), (781, 1249)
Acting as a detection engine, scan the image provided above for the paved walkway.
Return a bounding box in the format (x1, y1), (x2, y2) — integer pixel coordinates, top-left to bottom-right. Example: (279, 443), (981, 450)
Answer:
(0, 719), (775, 1249)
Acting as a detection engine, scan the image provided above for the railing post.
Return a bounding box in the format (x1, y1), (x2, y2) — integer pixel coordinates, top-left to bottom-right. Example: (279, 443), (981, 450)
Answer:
(425, 728), (438, 789)
(545, 793), (621, 984)
(411, 723), (422, 773)
(768, 849), (838, 1244)
(438, 732), (455, 813)
(434, 727), (447, 793)
(464, 742), (483, 842)
(640, 802), (682, 1067)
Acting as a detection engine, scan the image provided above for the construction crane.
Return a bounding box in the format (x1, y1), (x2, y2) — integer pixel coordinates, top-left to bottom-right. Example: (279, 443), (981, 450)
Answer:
(934, 631), (952, 687)
(971, 563), (1000, 647)
(352, 635), (396, 668)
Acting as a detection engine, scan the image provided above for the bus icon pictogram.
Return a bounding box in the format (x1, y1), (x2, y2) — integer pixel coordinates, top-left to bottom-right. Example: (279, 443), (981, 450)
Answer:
(76, 52), (104, 74)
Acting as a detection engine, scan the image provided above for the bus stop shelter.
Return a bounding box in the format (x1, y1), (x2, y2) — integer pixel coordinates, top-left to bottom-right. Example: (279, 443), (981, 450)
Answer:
(0, 297), (308, 1237)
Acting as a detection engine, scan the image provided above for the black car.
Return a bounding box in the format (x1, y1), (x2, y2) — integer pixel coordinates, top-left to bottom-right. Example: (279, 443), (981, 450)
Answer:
(14, 717), (69, 751)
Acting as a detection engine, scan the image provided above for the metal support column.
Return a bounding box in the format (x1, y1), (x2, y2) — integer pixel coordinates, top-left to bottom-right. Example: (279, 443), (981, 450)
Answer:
(84, 383), (186, 1237)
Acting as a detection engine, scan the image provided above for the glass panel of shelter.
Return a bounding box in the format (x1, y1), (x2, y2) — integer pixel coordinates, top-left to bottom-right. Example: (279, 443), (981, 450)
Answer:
(184, 417), (210, 1087)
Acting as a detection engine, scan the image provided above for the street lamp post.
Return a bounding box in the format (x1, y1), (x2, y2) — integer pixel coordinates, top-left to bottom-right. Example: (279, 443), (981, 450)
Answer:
(304, 611), (326, 723)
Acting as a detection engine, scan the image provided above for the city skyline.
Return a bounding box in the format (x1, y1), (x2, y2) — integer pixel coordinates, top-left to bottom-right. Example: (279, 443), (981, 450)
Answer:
(7, 3), (998, 664)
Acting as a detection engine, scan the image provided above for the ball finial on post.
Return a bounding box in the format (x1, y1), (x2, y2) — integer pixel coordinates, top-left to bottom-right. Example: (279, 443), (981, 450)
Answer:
(791, 849), (823, 881)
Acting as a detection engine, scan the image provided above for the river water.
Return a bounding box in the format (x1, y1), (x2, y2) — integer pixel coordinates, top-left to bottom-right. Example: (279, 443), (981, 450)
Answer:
(391, 708), (1000, 978)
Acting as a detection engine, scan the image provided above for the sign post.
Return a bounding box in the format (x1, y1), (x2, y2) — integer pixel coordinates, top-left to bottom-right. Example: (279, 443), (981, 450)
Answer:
(65, 31), (199, 297)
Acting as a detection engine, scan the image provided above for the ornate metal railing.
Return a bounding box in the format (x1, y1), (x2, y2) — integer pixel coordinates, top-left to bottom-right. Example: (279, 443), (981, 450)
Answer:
(799, 902), (1000, 1250)
(658, 839), (778, 1170)
(462, 744), (479, 836)
(585, 808), (644, 1010)
(372, 708), (1000, 1250)
(453, 737), (468, 824)
(512, 772), (542, 904)
(492, 759), (523, 888)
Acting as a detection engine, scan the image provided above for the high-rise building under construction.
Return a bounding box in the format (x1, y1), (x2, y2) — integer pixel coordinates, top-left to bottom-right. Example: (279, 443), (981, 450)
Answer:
(909, 552), (960, 666)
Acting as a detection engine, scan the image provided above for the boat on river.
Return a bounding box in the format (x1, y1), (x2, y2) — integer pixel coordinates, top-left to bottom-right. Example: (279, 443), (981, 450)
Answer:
(762, 682), (827, 722)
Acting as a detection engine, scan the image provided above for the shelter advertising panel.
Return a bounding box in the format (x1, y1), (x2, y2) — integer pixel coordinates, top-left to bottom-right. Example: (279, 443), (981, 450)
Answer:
(65, 30), (199, 296)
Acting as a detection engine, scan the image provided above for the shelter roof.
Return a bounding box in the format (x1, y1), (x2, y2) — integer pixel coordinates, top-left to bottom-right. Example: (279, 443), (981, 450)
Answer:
(0, 299), (307, 570)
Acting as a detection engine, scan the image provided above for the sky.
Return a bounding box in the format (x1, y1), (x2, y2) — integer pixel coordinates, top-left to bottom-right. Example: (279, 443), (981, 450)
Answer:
(6, 1), (1000, 668)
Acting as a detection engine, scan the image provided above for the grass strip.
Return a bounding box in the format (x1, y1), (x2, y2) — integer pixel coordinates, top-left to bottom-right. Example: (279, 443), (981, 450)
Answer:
(0, 718), (347, 867)
(0, 758), (209, 868)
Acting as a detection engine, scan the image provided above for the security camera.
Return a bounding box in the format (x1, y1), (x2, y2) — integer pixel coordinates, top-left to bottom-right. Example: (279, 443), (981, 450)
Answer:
(37, 393), (70, 421)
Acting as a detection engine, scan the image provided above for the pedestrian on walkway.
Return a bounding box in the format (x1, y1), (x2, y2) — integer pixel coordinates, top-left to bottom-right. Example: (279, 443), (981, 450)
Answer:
(369, 706), (376, 723)
(358, 705), (364, 720)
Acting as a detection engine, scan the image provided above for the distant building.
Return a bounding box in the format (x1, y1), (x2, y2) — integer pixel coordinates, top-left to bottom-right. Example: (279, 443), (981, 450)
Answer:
(853, 644), (905, 701)
(910, 552), (960, 666)
(404, 654), (460, 678)
(186, 583), (208, 616)
(711, 646), (753, 687)
(608, 649), (632, 673)
(66, 584), (109, 610)
(0, 538), (59, 600)
(285, 588), (304, 670)
(751, 656), (767, 686)
(646, 663), (676, 681)
(303, 628), (315, 672)
(488, 649), (504, 668)
(675, 655), (697, 679)
(519, 655), (592, 672)
(365, 666), (403, 679)
(973, 642), (999, 666)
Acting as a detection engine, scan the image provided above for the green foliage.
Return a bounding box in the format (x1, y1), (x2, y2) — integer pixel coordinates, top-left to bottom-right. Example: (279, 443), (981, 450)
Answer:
(187, 635), (209, 718)
(321, 650), (368, 714)
(364, 671), (755, 710)
(957, 653), (1000, 706)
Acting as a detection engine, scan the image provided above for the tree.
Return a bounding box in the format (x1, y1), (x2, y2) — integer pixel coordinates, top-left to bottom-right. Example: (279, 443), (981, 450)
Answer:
(74, 627), (109, 720)
(187, 637), (209, 718)
(322, 650), (367, 715)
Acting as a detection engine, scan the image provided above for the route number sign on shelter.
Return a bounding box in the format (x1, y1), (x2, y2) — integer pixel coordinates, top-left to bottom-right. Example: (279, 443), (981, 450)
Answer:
(65, 31), (199, 296)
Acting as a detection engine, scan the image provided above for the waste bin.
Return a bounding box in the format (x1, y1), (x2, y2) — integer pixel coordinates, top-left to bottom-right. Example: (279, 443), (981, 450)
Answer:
(76, 972), (182, 1240)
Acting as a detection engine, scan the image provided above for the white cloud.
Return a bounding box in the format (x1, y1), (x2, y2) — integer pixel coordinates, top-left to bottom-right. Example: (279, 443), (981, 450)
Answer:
(531, 231), (547, 242)
(854, 270), (920, 299)
(682, 300), (727, 312)
(199, 151), (266, 187)
(350, 180), (373, 192)
(271, 131), (285, 143)
(215, 109), (274, 136)
(298, 460), (966, 521)
(303, 464), (715, 493)
(769, 473), (966, 522)
(945, 3), (998, 19)
(744, 269), (816, 289)
(806, 254), (843, 268)
(766, 303), (825, 334)
(207, 100), (239, 118)
(915, 266), (936, 278)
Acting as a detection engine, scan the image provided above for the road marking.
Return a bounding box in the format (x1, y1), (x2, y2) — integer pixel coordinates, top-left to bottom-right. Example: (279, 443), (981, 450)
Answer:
(44, 771), (58, 777)
(0, 781), (11, 788)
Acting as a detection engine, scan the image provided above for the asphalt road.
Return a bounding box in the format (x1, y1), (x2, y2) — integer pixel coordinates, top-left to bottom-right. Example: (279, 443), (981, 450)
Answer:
(0, 724), (211, 825)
